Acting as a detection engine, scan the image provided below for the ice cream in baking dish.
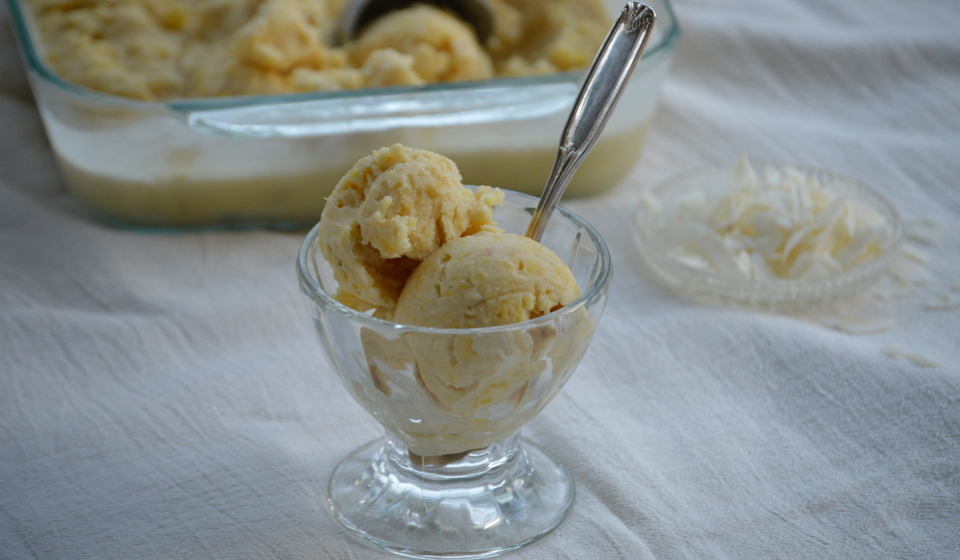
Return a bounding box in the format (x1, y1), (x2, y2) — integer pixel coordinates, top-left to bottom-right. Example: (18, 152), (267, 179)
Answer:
(25, 0), (611, 100)
(15, 0), (676, 228)
(317, 144), (591, 457)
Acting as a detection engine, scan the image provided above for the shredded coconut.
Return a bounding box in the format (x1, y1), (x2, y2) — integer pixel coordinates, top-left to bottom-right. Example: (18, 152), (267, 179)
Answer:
(872, 283), (917, 301)
(644, 154), (893, 281)
(887, 257), (932, 286)
(882, 344), (942, 368)
(828, 317), (896, 335)
(905, 218), (947, 245)
(901, 352), (942, 368)
(925, 294), (960, 311)
(899, 246), (929, 265)
(882, 344), (903, 359)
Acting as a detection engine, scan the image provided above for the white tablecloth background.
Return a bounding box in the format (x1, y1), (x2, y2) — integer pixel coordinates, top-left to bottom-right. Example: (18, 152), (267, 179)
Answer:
(2, 1), (959, 558)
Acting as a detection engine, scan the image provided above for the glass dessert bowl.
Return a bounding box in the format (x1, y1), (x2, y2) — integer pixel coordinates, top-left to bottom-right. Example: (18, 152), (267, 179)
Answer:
(297, 189), (611, 559)
(632, 160), (903, 312)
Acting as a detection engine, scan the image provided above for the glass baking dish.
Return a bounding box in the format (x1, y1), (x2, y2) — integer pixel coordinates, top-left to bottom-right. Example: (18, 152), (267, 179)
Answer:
(6, 0), (680, 229)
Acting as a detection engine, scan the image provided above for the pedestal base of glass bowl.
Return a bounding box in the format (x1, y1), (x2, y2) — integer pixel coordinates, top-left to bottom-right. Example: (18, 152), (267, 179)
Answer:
(327, 434), (574, 559)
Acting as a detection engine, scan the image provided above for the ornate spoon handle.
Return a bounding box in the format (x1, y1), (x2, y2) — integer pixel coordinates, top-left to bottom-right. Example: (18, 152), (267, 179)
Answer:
(525, 2), (656, 241)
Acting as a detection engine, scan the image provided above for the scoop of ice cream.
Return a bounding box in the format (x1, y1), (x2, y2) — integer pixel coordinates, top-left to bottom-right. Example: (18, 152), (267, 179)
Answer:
(318, 144), (503, 309)
(391, 231), (582, 418)
(332, 288), (394, 321)
(349, 5), (495, 83)
(394, 231), (580, 328)
(408, 326), (554, 417)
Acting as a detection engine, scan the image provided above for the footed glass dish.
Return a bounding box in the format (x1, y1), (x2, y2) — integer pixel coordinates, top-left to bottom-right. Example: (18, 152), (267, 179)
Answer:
(297, 189), (612, 558)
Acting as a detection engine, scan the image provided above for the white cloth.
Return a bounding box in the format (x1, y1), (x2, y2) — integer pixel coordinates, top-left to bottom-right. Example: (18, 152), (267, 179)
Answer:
(2, 1), (959, 558)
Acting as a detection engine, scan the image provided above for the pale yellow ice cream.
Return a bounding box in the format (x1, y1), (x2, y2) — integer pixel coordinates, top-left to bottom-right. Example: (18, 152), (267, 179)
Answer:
(394, 231), (580, 328)
(391, 231), (582, 420)
(25, 0), (611, 101)
(318, 143), (503, 309)
(409, 326), (557, 417)
(348, 5), (495, 84)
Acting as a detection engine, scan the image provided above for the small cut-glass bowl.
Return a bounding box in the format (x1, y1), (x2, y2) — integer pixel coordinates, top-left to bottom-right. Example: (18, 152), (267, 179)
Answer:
(297, 189), (612, 559)
(632, 161), (903, 312)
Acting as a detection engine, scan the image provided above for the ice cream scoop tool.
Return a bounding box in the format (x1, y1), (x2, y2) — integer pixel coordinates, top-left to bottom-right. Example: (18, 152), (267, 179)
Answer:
(336, 0), (494, 45)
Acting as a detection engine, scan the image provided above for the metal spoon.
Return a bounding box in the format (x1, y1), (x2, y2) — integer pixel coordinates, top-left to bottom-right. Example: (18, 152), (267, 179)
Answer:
(525, 2), (656, 242)
(335, 0), (494, 46)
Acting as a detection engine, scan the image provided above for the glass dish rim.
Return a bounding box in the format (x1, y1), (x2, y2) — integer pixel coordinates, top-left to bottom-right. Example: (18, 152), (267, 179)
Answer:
(4, 0), (681, 111)
(632, 160), (904, 302)
(297, 188), (613, 335)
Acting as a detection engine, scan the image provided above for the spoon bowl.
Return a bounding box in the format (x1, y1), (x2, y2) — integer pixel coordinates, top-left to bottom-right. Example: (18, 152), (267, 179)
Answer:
(336, 0), (495, 45)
